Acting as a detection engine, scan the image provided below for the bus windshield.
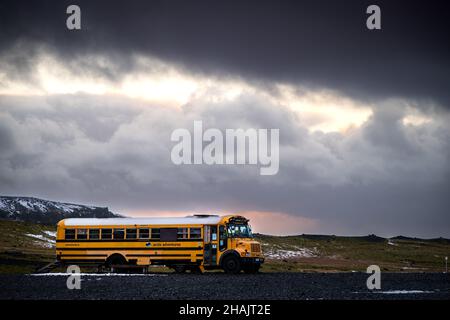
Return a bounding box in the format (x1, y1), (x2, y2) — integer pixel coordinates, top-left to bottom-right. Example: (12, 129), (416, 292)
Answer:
(227, 224), (253, 238)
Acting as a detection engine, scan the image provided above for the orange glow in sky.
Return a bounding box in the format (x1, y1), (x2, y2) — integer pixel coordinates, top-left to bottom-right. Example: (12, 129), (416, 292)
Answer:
(123, 209), (319, 236)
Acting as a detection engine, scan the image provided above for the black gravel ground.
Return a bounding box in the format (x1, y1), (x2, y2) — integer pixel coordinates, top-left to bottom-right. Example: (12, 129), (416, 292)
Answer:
(0, 272), (449, 300)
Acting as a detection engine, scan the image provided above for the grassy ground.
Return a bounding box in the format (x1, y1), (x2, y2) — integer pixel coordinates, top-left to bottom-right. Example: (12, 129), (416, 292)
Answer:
(0, 219), (56, 273)
(0, 219), (449, 273)
(256, 234), (450, 272)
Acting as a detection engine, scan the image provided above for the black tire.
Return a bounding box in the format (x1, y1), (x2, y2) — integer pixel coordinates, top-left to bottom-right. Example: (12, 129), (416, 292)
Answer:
(106, 254), (127, 266)
(243, 265), (260, 274)
(106, 254), (127, 272)
(174, 265), (186, 274)
(222, 255), (241, 274)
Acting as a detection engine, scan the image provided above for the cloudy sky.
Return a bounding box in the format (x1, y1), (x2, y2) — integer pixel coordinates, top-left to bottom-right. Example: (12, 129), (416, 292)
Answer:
(0, 0), (449, 237)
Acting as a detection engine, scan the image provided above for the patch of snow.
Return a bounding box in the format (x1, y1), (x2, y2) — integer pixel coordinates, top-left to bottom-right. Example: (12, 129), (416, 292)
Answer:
(265, 247), (317, 259)
(1, 198), (49, 213)
(25, 233), (48, 241)
(25, 233), (56, 247)
(388, 240), (398, 246)
(0, 196), (106, 216)
(18, 199), (33, 210)
(43, 231), (56, 238)
(33, 201), (48, 212)
(52, 203), (98, 213)
(0, 200), (8, 210)
(53, 203), (77, 213)
(33, 240), (54, 248)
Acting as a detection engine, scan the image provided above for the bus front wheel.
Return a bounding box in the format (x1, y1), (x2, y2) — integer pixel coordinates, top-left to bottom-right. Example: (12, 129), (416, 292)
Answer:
(222, 255), (241, 274)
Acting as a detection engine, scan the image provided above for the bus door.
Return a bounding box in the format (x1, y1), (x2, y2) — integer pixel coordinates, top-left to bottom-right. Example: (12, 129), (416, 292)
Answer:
(203, 225), (218, 266)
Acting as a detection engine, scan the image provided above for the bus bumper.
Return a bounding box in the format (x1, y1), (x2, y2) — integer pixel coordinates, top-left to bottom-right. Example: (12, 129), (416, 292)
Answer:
(241, 257), (264, 265)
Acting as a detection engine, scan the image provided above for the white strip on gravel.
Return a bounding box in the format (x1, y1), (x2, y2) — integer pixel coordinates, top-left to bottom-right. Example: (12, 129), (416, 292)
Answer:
(378, 290), (434, 294)
(353, 290), (434, 294)
(28, 273), (168, 277)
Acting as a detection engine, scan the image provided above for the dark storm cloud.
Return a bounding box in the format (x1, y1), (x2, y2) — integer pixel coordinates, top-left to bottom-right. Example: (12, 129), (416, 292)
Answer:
(1, 93), (449, 237)
(1, 0), (449, 107)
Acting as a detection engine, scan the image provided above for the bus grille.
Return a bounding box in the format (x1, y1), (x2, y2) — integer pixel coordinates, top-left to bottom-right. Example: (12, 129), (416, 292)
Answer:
(251, 243), (261, 253)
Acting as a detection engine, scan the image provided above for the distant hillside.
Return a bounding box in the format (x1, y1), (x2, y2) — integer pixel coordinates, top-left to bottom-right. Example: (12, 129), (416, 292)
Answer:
(0, 196), (121, 225)
(391, 235), (450, 244)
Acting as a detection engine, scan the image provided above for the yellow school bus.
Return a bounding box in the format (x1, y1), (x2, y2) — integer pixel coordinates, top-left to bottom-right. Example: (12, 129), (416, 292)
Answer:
(56, 214), (264, 273)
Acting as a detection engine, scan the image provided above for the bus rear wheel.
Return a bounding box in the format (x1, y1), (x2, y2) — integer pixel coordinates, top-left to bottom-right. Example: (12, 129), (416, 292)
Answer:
(222, 255), (241, 274)
(174, 265), (186, 274)
(106, 254), (127, 272)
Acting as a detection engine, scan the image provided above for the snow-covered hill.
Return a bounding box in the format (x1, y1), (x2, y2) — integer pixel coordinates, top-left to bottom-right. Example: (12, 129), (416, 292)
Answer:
(0, 196), (120, 224)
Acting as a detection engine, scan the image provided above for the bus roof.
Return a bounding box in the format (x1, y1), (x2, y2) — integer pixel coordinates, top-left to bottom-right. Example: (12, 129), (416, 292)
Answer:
(62, 215), (225, 226)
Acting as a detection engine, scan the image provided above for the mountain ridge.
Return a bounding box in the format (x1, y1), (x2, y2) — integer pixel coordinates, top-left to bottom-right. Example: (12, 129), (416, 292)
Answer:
(0, 195), (121, 225)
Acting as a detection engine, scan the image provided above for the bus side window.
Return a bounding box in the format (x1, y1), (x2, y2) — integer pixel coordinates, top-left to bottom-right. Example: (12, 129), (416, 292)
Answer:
(77, 229), (88, 240)
(210, 226), (217, 241)
(190, 228), (201, 239)
(177, 228), (188, 239)
(139, 228), (149, 239)
(89, 229), (100, 240)
(101, 229), (112, 240)
(219, 225), (227, 251)
(151, 228), (160, 240)
(126, 228), (137, 239)
(65, 229), (75, 240)
(160, 228), (177, 241)
(113, 228), (125, 240)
